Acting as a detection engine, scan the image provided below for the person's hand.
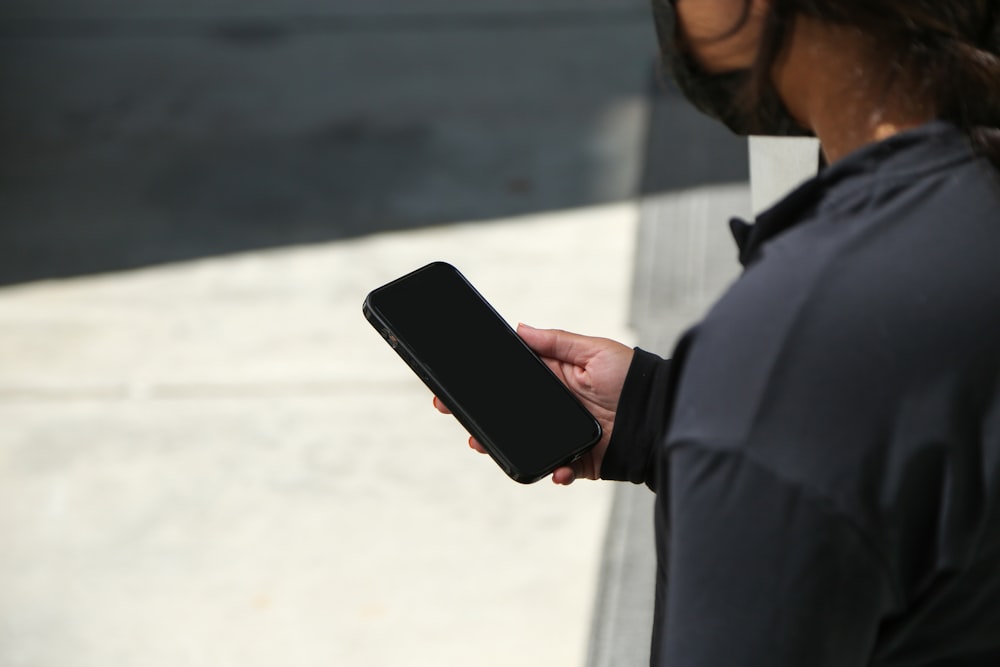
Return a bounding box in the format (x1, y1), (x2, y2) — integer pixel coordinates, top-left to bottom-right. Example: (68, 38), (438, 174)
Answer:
(433, 324), (633, 485)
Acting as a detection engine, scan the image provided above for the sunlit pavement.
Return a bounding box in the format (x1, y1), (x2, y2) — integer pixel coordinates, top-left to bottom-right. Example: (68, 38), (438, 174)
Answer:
(0, 2), (762, 663)
(0, 204), (637, 666)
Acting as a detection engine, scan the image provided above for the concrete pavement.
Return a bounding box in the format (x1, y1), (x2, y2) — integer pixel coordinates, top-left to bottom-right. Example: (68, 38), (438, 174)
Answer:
(0, 1), (654, 285)
(0, 206), (637, 666)
(0, 1), (760, 664)
(1, 3), (653, 663)
(4, 1), (649, 20)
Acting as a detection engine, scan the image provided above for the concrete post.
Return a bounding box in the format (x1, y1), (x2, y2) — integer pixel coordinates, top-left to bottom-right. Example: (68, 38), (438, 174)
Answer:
(749, 136), (822, 214)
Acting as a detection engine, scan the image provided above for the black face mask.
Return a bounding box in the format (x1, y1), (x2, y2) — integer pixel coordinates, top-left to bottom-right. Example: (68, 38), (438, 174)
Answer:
(650, 0), (812, 136)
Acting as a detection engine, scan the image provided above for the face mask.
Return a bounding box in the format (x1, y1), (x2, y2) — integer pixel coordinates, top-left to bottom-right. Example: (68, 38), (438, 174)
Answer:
(650, 0), (812, 136)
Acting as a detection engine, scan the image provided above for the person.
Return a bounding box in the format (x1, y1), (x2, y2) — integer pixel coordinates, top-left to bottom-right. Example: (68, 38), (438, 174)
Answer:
(438, 0), (1000, 664)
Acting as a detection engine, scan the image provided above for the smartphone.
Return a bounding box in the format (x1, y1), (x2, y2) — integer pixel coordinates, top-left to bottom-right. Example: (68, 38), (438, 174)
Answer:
(363, 261), (602, 483)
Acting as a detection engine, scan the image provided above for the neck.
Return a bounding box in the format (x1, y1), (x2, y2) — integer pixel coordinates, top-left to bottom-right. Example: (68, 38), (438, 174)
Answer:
(772, 17), (934, 164)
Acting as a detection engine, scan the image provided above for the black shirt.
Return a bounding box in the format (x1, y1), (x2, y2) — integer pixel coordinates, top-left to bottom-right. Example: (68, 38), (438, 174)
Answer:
(603, 122), (1000, 666)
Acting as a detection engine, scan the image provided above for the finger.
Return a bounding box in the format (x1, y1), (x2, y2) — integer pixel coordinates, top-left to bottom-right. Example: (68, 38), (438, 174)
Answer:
(469, 437), (487, 454)
(517, 324), (596, 367)
(551, 466), (577, 486)
(432, 396), (452, 414)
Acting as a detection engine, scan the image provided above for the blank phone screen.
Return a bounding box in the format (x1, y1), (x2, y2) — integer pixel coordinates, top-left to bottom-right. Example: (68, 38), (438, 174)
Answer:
(365, 262), (600, 481)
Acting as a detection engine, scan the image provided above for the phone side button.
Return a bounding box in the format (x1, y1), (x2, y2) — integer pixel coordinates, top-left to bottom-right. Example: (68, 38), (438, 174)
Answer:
(397, 351), (429, 382)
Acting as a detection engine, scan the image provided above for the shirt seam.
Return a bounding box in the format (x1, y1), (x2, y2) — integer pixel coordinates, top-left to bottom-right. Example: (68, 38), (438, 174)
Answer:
(711, 243), (904, 603)
(670, 438), (905, 608)
(821, 152), (975, 218)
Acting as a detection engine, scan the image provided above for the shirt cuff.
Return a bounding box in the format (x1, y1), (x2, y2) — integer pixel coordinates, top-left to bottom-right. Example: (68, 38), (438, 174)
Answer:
(601, 348), (673, 488)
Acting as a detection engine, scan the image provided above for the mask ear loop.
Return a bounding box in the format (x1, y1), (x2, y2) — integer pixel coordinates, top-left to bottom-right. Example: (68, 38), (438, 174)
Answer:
(743, 0), (813, 136)
(650, 0), (752, 130)
(650, 0), (812, 136)
(667, 0), (756, 49)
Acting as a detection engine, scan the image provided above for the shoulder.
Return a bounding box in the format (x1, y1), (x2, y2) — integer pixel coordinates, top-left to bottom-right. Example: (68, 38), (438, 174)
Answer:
(673, 160), (1000, 452)
(679, 152), (1000, 426)
(667, 157), (1000, 582)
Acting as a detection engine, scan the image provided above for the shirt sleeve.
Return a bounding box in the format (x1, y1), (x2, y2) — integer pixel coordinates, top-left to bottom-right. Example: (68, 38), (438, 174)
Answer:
(656, 443), (897, 667)
(600, 348), (674, 488)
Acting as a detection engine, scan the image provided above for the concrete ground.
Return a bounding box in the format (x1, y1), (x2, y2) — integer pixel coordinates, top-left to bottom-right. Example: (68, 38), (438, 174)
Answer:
(0, 2), (757, 665)
(0, 206), (636, 667)
(0, 1), (655, 285)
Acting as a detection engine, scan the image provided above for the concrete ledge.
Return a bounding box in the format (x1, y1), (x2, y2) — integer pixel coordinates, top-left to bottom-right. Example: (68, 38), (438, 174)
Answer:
(631, 185), (749, 353)
(587, 71), (751, 665)
(587, 484), (657, 667)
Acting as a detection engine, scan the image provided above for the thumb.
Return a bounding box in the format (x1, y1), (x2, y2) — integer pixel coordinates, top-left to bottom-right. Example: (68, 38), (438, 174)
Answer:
(517, 324), (594, 366)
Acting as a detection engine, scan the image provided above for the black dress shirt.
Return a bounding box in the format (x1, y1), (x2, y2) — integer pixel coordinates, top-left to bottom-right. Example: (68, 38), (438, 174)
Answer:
(603, 121), (1000, 666)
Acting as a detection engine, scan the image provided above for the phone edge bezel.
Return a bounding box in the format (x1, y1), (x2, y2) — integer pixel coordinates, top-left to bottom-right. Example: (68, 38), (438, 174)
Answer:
(363, 262), (602, 483)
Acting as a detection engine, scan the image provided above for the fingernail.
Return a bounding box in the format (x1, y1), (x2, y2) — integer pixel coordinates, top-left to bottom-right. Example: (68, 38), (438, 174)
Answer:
(518, 323), (536, 331)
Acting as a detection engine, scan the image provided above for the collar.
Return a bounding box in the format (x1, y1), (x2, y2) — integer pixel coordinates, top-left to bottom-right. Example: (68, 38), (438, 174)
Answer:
(729, 121), (978, 266)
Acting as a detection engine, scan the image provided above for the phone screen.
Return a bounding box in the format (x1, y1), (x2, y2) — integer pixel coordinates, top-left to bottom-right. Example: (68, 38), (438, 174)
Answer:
(364, 262), (601, 483)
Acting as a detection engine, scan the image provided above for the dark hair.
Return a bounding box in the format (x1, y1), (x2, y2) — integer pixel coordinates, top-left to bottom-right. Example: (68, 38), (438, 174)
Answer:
(751, 0), (1000, 166)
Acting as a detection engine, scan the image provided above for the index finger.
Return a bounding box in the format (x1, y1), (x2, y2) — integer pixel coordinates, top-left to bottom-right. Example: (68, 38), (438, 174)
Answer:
(517, 324), (595, 366)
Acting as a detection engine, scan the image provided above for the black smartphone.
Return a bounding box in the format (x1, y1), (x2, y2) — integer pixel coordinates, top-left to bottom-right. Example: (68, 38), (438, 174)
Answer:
(363, 262), (602, 483)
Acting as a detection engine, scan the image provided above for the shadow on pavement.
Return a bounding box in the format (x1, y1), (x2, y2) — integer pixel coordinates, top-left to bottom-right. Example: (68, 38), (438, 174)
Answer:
(0, 4), (746, 286)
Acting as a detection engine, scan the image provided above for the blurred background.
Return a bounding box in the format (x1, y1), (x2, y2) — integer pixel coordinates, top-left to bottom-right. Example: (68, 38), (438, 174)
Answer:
(0, 1), (750, 665)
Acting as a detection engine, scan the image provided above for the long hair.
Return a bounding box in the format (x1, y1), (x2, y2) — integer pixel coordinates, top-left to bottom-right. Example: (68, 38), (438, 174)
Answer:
(750, 0), (1000, 166)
